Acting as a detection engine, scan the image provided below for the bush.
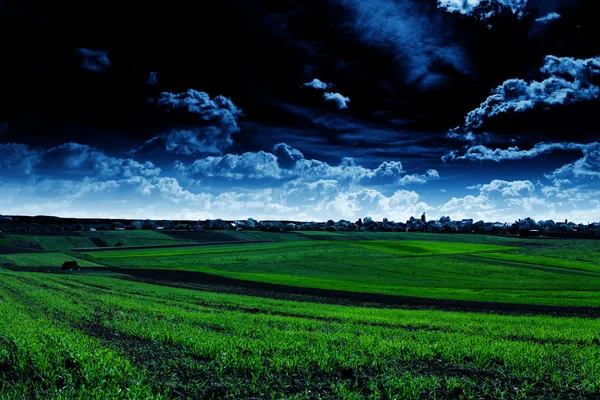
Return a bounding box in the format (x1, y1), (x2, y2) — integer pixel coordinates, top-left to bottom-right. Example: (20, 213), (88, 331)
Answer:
(61, 261), (79, 270)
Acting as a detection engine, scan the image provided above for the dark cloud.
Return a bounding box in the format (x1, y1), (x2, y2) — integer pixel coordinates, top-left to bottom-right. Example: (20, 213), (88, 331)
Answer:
(152, 89), (243, 125)
(74, 48), (111, 73)
(0, 143), (41, 176)
(442, 142), (581, 162)
(333, 0), (471, 90)
(135, 128), (234, 156)
(174, 151), (281, 180)
(272, 143), (304, 168)
(39, 143), (161, 178)
(134, 90), (244, 156)
(145, 72), (159, 85)
(0, 122), (8, 136)
(0, 142), (161, 181)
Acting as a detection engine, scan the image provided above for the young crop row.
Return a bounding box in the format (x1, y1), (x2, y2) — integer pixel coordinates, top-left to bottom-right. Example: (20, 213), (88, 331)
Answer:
(1, 270), (599, 399)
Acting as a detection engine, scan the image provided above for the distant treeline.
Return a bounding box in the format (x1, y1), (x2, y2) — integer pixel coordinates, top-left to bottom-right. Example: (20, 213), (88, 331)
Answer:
(1, 214), (599, 239)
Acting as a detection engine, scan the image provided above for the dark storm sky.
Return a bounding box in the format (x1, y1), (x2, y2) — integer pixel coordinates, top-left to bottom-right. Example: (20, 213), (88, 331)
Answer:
(1, 0), (599, 222)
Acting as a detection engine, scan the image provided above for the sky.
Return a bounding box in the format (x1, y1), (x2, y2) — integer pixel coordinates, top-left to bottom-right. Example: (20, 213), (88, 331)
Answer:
(1, 0), (599, 223)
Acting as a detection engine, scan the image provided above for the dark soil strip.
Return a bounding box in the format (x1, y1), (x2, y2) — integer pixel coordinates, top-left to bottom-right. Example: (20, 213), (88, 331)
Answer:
(71, 240), (273, 252)
(7, 266), (600, 317)
(64, 322), (600, 399)
(111, 268), (600, 317)
(78, 322), (212, 398)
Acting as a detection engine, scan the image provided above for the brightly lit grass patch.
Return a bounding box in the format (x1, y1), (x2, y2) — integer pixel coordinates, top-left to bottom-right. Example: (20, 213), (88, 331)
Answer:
(0, 270), (599, 399)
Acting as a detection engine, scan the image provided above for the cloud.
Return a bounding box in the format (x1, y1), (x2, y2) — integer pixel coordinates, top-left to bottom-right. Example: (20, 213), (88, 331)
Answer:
(146, 72), (159, 85)
(302, 78), (333, 89)
(331, 189), (432, 221)
(136, 128), (234, 156)
(335, 0), (470, 88)
(39, 143), (161, 179)
(545, 142), (600, 183)
(535, 12), (561, 23)
(125, 176), (209, 203)
(152, 89), (243, 123)
(397, 169), (440, 186)
(323, 92), (351, 109)
(0, 142), (160, 180)
(0, 143), (42, 176)
(437, 0), (528, 20)
(449, 55), (600, 140)
(439, 179), (549, 221)
(143, 89), (244, 155)
(174, 151), (282, 180)
(474, 179), (536, 197)
(0, 123), (8, 136)
(74, 48), (111, 73)
(175, 143), (438, 187)
(272, 143), (305, 168)
(442, 142), (585, 162)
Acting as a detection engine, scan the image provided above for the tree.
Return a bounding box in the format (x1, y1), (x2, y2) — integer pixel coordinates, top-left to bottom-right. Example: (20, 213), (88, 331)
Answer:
(128, 221), (142, 230)
(110, 222), (125, 229)
(421, 213), (426, 223)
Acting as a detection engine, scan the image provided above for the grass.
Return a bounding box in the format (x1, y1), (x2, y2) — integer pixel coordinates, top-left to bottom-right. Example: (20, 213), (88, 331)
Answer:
(82, 231), (200, 247)
(1, 253), (102, 267)
(4, 231), (199, 251)
(82, 235), (600, 307)
(1, 270), (599, 399)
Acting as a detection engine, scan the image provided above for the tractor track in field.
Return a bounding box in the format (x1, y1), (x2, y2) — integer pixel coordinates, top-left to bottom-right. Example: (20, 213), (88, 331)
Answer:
(6, 265), (600, 317)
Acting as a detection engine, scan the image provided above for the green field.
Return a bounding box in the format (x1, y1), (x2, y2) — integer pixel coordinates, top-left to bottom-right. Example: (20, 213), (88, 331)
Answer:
(81, 234), (600, 307)
(1, 270), (600, 399)
(3, 230), (200, 252)
(2, 230), (600, 398)
(1, 252), (102, 267)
